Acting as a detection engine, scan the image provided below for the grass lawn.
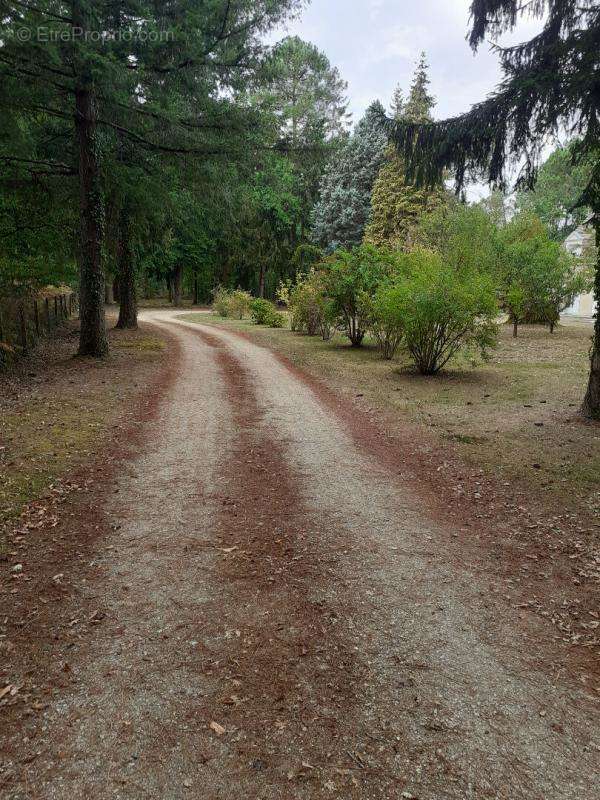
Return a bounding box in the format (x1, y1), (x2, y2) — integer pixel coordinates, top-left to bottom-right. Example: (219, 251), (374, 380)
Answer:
(183, 312), (600, 518)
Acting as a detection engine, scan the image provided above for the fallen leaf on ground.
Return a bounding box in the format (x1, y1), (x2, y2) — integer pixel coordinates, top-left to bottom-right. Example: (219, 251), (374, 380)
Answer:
(209, 721), (226, 736)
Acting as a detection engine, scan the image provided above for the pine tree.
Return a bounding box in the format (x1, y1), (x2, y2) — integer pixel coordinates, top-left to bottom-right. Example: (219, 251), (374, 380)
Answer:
(365, 54), (441, 249)
(383, 2), (600, 419)
(390, 86), (404, 120)
(402, 52), (435, 124)
(312, 102), (388, 251)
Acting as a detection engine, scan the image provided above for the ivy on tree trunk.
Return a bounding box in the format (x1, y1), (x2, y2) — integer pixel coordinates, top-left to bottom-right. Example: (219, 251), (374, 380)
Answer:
(116, 207), (138, 330)
(73, 0), (108, 358)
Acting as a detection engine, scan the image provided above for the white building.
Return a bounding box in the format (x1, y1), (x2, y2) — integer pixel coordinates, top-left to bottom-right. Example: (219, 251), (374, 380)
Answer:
(563, 217), (596, 317)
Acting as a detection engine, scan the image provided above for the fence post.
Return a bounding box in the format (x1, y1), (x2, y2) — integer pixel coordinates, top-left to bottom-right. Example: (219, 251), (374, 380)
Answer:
(19, 303), (27, 352)
(45, 297), (51, 329)
(34, 299), (40, 337)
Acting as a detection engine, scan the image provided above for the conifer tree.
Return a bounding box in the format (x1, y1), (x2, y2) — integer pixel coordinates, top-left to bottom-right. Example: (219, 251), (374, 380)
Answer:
(390, 87), (404, 120)
(312, 102), (388, 251)
(365, 54), (442, 249)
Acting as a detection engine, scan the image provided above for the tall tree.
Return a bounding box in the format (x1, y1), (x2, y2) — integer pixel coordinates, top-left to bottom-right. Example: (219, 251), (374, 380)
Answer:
(312, 102), (388, 251)
(383, 1), (600, 419)
(259, 36), (349, 150)
(402, 52), (435, 125)
(390, 86), (404, 121)
(254, 36), (350, 244)
(365, 54), (442, 248)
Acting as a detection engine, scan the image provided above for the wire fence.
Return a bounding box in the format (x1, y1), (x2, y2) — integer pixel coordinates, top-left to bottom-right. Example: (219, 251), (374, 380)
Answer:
(0, 291), (77, 357)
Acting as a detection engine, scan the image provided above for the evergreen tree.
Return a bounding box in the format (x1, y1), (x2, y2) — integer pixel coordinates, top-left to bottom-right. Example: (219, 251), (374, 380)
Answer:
(254, 37), (350, 245)
(390, 86), (404, 120)
(258, 37), (350, 150)
(365, 54), (441, 249)
(402, 52), (435, 124)
(312, 102), (388, 251)
(383, 1), (600, 419)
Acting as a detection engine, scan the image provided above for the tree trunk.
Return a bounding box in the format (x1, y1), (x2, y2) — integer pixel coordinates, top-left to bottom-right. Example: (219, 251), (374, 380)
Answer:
(513, 319), (518, 338)
(193, 274), (199, 306)
(172, 264), (183, 307)
(105, 278), (114, 305)
(73, 0), (108, 357)
(258, 263), (265, 298)
(581, 218), (600, 420)
(116, 207), (138, 329)
(166, 274), (173, 303)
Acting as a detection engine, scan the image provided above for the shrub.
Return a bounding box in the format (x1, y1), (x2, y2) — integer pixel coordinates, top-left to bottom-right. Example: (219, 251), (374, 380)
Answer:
(292, 244), (323, 274)
(267, 310), (285, 328)
(380, 249), (498, 374)
(288, 270), (330, 336)
(251, 298), (286, 328)
(228, 289), (252, 320)
(212, 286), (231, 317)
(366, 287), (405, 360)
(320, 244), (399, 346)
(251, 298), (275, 324)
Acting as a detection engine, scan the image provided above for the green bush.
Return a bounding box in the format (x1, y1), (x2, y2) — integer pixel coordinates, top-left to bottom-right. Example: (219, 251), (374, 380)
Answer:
(378, 249), (498, 374)
(212, 286), (231, 317)
(288, 270), (332, 337)
(292, 244), (323, 274)
(320, 244), (399, 346)
(251, 298), (275, 324)
(366, 285), (406, 360)
(229, 289), (252, 320)
(498, 213), (591, 335)
(251, 297), (286, 328)
(267, 310), (285, 328)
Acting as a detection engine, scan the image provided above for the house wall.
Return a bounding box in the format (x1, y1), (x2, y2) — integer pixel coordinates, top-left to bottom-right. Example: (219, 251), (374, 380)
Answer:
(563, 224), (596, 318)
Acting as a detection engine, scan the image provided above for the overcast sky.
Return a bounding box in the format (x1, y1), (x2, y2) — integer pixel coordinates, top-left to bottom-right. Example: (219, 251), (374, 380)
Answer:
(271, 0), (544, 198)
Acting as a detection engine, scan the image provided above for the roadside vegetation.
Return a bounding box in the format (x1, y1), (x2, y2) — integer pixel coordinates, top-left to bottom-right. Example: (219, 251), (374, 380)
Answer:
(0, 322), (166, 554)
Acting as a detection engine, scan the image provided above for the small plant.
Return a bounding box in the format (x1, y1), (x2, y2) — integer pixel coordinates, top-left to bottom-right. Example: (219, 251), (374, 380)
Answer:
(366, 287), (405, 359)
(212, 286), (231, 317)
(288, 270), (329, 336)
(228, 289), (252, 320)
(267, 310), (285, 328)
(251, 297), (286, 328)
(251, 298), (275, 325)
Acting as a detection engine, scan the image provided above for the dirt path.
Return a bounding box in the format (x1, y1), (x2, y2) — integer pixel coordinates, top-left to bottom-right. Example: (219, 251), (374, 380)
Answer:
(2, 309), (599, 799)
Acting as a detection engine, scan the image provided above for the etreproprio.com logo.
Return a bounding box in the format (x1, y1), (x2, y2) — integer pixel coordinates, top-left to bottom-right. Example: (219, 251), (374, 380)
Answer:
(13, 27), (174, 44)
